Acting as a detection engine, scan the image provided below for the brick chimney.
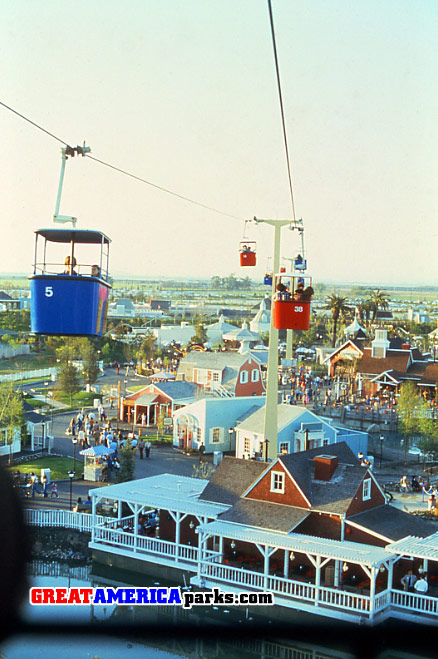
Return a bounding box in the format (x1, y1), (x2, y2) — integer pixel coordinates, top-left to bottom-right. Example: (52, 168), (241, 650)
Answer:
(314, 455), (338, 481)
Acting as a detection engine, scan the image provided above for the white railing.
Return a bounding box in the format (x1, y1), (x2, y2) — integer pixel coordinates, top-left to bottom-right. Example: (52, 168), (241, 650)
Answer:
(391, 588), (438, 617)
(25, 508), (105, 532)
(93, 526), (199, 564)
(200, 561), (377, 616)
(319, 585), (370, 613)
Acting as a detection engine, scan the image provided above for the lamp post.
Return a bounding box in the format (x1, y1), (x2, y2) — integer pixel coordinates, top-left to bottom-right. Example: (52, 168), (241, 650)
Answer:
(72, 436), (77, 475)
(228, 428), (233, 453)
(68, 470), (75, 511)
(379, 435), (384, 468)
(358, 451), (364, 465)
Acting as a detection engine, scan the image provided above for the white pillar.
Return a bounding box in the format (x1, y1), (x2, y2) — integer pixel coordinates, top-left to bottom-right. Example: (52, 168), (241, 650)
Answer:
(91, 496), (97, 543)
(315, 555), (322, 607)
(263, 221), (289, 460)
(175, 511), (181, 563)
(283, 549), (289, 578)
(263, 547), (270, 590)
(369, 566), (377, 619)
(133, 503), (139, 554)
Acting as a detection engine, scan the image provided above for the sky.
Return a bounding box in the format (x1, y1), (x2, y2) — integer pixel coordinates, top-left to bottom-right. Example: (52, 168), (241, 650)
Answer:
(2, 0), (437, 286)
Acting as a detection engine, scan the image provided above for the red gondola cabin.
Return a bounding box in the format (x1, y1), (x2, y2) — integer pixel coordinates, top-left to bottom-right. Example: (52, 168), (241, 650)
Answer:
(273, 273), (313, 331)
(239, 241), (256, 267)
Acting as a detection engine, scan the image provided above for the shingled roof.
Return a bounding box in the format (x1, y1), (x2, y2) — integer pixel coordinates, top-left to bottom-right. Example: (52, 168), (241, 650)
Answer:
(219, 498), (309, 533)
(356, 348), (411, 376)
(199, 457), (268, 505)
(348, 505), (437, 542)
(279, 441), (359, 505)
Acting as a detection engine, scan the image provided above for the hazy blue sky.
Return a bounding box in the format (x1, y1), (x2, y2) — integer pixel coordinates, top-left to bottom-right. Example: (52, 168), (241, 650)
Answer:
(2, 0), (437, 285)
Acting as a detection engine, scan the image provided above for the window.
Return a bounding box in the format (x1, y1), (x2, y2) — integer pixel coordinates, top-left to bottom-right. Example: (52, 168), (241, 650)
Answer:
(213, 372), (219, 382)
(244, 437), (251, 454)
(271, 471), (285, 493)
(212, 428), (220, 443)
(323, 439), (329, 447)
(251, 369), (259, 382)
(240, 370), (248, 384)
(279, 442), (289, 455)
(196, 428), (202, 444)
(363, 478), (371, 501)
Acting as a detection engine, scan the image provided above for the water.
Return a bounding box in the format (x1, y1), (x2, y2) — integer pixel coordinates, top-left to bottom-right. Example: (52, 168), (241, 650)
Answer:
(2, 561), (434, 659)
(0, 561), (353, 659)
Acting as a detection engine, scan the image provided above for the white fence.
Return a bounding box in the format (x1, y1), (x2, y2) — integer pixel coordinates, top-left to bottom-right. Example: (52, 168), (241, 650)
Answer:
(0, 367), (57, 383)
(25, 508), (105, 532)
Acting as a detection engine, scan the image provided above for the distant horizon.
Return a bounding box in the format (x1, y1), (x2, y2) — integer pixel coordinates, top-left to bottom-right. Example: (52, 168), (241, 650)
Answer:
(3, 271), (438, 292)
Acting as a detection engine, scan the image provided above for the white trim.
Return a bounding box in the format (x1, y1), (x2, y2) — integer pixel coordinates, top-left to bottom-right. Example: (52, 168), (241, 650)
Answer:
(363, 478), (371, 501)
(345, 517), (393, 544)
(270, 471), (285, 494)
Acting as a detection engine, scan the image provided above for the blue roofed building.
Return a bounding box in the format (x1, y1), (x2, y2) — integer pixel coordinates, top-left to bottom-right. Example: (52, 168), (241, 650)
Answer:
(235, 404), (368, 460)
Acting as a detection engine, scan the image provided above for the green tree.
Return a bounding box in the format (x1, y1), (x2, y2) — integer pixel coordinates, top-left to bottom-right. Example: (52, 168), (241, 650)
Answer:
(136, 331), (156, 364)
(57, 346), (81, 406)
(191, 316), (208, 345)
(116, 444), (136, 483)
(81, 340), (100, 389)
(0, 384), (25, 464)
(324, 295), (350, 347)
(397, 381), (421, 464)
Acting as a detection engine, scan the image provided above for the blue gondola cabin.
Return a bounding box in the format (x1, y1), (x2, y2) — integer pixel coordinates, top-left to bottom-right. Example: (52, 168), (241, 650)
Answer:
(30, 228), (111, 337)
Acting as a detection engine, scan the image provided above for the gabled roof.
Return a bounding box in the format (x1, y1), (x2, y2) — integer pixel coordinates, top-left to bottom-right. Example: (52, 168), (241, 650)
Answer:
(178, 351), (260, 371)
(235, 403), (318, 434)
(348, 505), (436, 542)
(153, 380), (200, 400)
(310, 465), (369, 514)
(323, 340), (364, 364)
(356, 348), (411, 375)
(219, 498), (309, 533)
(278, 442), (359, 509)
(199, 457), (268, 505)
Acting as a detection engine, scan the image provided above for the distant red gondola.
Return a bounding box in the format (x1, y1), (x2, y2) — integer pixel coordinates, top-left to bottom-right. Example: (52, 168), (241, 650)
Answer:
(239, 241), (256, 267)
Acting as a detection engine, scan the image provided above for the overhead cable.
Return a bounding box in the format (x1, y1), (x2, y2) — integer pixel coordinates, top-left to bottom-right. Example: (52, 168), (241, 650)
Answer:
(0, 99), (242, 221)
(267, 0), (297, 221)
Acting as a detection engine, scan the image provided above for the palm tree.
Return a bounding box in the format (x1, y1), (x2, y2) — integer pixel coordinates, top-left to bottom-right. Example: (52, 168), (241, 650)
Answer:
(368, 289), (390, 324)
(324, 295), (350, 347)
(356, 299), (373, 326)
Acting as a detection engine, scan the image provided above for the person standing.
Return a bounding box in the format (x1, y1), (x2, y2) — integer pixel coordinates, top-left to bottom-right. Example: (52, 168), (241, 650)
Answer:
(50, 481), (59, 498)
(145, 441), (151, 459)
(78, 427), (86, 449)
(401, 570), (417, 592)
(30, 473), (42, 498)
(138, 438), (145, 459)
(414, 575), (428, 594)
(42, 474), (49, 498)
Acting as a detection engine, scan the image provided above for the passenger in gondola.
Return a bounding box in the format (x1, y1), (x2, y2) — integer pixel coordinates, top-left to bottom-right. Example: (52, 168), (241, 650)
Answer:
(91, 264), (101, 277)
(294, 279), (314, 302)
(276, 281), (290, 300)
(64, 256), (78, 275)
